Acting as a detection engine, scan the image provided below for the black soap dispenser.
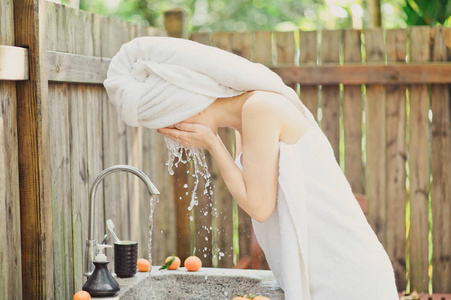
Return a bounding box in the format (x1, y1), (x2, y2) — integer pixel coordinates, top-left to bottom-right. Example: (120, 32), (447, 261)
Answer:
(82, 244), (120, 297)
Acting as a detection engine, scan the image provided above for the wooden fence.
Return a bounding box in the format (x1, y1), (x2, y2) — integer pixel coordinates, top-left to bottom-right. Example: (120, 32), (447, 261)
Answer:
(1, 0), (450, 299)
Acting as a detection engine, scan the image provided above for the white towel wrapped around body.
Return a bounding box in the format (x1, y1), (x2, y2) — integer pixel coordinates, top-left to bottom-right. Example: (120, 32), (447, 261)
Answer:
(103, 36), (314, 129)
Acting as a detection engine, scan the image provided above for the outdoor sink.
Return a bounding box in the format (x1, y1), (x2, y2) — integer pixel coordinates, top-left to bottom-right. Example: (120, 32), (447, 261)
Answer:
(92, 267), (284, 299)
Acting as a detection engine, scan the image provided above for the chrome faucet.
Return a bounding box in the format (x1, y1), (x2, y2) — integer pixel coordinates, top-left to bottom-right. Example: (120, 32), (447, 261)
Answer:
(84, 165), (160, 277)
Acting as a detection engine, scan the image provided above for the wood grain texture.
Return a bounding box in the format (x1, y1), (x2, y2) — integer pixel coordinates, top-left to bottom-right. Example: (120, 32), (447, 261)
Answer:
(190, 32), (214, 267)
(0, 1), (23, 299)
(164, 9), (188, 39)
(69, 7), (93, 293)
(14, 0), (54, 298)
(431, 26), (451, 293)
(231, 32), (252, 264)
(0, 81), (23, 300)
(210, 128), (235, 268)
(320, 30), (341, 161)
(409, 26), (431, 293)
(190, 32), (211, 45)
(299, 30), (318, 120)
(49, 82), (73, 299)
(253, 31), (273, 65)
(276, 32), (296, 88)
(90, 11), (105, 253)
(271, 63), (451, 86)
(342, 29), (363, 194)
(47, 51), (110, 83)
(364, 28), (387, 249)
(210, 32), (234, 268)
(385, 28), (407, 291)
(145, 130), (177, 265)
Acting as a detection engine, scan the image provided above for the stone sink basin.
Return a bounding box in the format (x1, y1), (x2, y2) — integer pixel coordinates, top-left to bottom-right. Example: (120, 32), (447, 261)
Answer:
(92, 267), (284, 299)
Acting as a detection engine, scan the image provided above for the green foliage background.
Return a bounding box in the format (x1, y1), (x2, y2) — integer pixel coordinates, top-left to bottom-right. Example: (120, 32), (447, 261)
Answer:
(78, 0), (449, 32)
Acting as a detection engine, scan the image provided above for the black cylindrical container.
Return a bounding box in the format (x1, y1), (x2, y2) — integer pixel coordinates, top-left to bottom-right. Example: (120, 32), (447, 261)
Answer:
(114, 241), (138, 278)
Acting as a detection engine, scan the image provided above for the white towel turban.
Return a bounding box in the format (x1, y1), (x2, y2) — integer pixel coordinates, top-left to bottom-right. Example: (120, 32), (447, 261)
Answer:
(103, 36), (314, 129)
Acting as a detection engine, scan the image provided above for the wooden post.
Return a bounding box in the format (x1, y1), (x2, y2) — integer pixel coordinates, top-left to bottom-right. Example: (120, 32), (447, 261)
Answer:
(164, 9), (188, 39)
(13, 0), (54, 299)
(367, 0), (382, 27)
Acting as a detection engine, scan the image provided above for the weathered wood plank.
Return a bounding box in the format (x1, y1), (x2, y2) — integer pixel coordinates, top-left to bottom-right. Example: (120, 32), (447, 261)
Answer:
(0, 45), (28, 80)
(47, 51), (110, 83)
(190, 32), (211, 45)
(146, 130), (177, 266)
(231, 32), (252, 60)
(190, 32), (214, 267)
(127, 124), (144, 256)
(276, 31), (296, 66)
(14, 0), (54, 298)
(276, 30), (297, 95)
(385, 28), (407, 291)
(68, 7), (93, 293)
(49, 83), (72, 299)
(0, 2), (23, 298)
(342, 29), (363, 194)
(90, 11), (105, 257)
(0, 81), (23, 300)
(431, 26), (451, 293)
(231, 31), (253, 266)
(253, 31), (272, 65)
(101, 15), (118, 269)
(409, 26), (431, 293)
(164, 9), (188, 39)
(132, 24), (153, 262)
(299, 30), (318, 120)
(272, 63), (451, 86)
(0, 0), (15, 46)
(320, 30), (341, 161)
(210, 128), (235, 268)
(51, 6), (76, 298)
(210, 32), (235, 268)
(364, 28), (387, 249)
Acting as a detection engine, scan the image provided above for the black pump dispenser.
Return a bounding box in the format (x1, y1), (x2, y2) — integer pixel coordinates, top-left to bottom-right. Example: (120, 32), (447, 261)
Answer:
(82, 244), (120, 297)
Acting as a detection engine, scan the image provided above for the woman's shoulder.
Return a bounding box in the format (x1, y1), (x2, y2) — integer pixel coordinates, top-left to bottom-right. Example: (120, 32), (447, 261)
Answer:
(242, 91), (289, 116)
(242, 91), (311, 143)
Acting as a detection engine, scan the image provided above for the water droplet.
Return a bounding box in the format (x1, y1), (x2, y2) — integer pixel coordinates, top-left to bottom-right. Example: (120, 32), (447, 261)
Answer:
(183, 184), (188, 188)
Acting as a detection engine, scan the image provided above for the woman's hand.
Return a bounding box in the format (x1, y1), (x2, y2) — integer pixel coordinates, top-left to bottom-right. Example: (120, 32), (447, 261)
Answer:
(157, 122), (217, 150)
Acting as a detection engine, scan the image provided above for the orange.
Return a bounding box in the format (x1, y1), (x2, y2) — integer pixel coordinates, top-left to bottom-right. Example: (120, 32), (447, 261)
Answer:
(184, 256), (202, 272)
(165, 256), (181, 270)
(233, 297), (248, 300)
(137, 258), (151, 272)
(73, 290), (91, 300)
(254, 297), (270, 300)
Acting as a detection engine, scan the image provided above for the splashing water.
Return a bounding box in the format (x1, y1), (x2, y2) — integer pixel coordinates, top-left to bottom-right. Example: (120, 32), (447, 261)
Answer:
(148, 195), (158, 269)
(164, 136), (212, 210)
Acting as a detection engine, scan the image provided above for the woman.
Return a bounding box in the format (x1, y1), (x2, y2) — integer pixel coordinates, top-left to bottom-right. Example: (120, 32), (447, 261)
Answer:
(104, 36), (398, 300)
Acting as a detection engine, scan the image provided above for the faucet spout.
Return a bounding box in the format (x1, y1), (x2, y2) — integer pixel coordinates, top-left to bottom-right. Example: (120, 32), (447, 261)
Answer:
(84, 165), (160, 277)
